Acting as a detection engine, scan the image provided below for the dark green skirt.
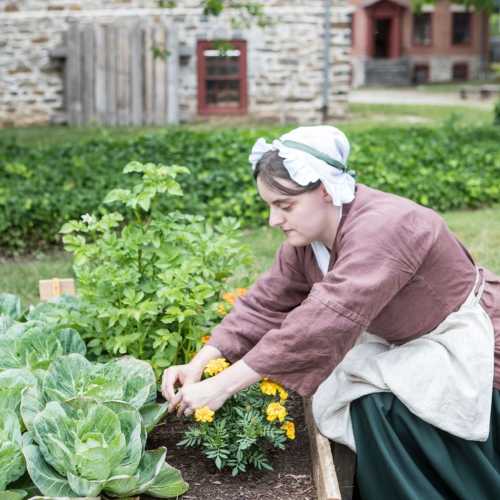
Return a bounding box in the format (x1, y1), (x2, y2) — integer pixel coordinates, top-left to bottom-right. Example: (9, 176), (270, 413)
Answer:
(351, 390), (500, 500)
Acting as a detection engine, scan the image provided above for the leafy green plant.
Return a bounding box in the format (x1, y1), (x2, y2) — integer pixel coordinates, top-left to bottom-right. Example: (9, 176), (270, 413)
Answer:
(494, 100), (500, 126)
(60, 161), (252, 375)
(21, 353), (166, 434)
(0, 410), (25, 495)
(179, 359), (295, 476)
(23, 397), (188, 498)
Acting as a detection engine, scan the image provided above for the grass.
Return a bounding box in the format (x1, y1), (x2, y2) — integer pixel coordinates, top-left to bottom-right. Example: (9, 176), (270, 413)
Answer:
(2, 205), (499, 307)
(1, 101), (494, 148)
(347, 103), (493, 128)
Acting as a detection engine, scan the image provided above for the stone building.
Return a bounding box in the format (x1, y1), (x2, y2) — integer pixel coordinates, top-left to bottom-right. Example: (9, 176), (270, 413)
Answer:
(349, 0), (490, 86)
(0, 0), (351, 127)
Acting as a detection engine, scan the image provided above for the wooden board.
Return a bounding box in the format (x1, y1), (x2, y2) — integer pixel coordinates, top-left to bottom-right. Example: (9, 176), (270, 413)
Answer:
(303, 397), (342, 500)
(39, 278), (76, 301)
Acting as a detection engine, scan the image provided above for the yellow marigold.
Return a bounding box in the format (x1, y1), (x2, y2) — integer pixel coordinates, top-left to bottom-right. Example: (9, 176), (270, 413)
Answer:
(217, 303), (227, 316)
(194, 406), (214, 423)
(235, 288), (247, 297)
(281, 421), (296, 440)
(204, 357), (230, 377)
(278, 387), (288, 402)
(266, 402), (287, 423)
(222, 292), (237, 305)
(201, 335), (211, 344)
(260, 379), (279, 396)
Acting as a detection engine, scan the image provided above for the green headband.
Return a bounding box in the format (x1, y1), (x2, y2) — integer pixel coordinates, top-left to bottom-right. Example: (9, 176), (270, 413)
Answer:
(281, 139), (354, 176)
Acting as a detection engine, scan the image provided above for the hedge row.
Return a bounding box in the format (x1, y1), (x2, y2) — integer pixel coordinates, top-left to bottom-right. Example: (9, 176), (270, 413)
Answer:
(1, 124), (500, 254)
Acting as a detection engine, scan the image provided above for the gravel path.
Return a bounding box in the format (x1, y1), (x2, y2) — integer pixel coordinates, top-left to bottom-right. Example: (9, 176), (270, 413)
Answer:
(349, 89), (495, 110)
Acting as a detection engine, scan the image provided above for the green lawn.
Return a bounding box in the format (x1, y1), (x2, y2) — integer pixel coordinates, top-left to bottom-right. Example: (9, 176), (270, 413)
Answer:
(2, 206), (500, 308)
(1, 101), (493, 148)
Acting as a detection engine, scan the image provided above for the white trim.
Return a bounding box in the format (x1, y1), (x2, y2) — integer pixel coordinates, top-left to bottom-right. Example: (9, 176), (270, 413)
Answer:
(450, 4), (475, 12)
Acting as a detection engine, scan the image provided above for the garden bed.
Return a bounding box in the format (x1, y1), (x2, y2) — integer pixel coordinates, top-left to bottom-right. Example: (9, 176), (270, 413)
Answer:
(144, 393), (316, 500)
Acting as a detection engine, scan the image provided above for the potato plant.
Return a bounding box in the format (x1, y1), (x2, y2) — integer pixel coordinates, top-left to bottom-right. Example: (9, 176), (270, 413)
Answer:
(60, 161), (252, 375)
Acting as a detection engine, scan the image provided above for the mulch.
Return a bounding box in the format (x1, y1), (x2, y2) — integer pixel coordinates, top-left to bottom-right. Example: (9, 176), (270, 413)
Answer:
(143, 393), (316, 500)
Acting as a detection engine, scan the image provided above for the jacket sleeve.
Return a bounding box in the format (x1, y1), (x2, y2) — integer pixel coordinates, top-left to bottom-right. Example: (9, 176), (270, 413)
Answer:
(241, 212), (435, 396)
(206, 242), (312, 362)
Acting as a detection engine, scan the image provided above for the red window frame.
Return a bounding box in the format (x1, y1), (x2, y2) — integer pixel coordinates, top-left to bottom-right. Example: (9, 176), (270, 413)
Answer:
(412, 13), (433, 47)
(197, 40), (248, 115)
(451, 12), (472, 46)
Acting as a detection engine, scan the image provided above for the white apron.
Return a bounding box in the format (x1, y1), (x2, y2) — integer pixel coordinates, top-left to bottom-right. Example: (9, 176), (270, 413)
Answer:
(310, 260), (495, 452)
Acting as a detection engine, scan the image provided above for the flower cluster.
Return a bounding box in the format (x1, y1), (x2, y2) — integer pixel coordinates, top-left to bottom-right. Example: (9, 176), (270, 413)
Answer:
(180, 359), (296, 475)
(203, 357), (230, 377)
(217, 287), (248, 317)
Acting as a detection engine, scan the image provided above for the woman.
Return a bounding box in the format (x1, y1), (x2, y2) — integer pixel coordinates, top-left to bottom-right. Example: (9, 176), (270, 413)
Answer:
(162, 126), (500, 499)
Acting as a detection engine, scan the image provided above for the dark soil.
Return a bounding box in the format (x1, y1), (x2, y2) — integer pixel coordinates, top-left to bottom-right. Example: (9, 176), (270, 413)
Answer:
(143, 393), (316, 500)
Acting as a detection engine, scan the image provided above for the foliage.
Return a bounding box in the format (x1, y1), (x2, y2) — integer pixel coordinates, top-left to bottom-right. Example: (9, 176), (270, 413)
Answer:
(60, 161), (252, 375)
(0, 410), (25, 492)
(494, 100), (500, 126)
(23, 397), (188, 498)
(179, 360), (294, 476)
(0, 293), (189, 498)
(21, 353), (166, 434)
(1, 125), (500, 255)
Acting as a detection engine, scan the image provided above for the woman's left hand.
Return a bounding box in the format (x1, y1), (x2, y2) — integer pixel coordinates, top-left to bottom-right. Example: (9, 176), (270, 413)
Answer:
(175, 376), (230, 417)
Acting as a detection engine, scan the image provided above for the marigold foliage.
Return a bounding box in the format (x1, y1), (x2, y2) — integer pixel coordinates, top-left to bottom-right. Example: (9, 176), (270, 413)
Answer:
(179, 359), (295, 475)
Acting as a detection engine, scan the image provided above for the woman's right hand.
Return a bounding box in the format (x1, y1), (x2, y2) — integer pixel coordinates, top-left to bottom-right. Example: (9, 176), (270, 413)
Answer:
(161, 363), (203, 412)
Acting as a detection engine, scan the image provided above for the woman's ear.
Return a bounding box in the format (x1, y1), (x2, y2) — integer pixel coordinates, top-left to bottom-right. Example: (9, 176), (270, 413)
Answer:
(319, 183), (333, 203)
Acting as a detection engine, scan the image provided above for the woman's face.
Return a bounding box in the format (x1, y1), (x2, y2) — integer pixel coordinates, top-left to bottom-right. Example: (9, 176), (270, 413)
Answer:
(256, 176), (338, 248)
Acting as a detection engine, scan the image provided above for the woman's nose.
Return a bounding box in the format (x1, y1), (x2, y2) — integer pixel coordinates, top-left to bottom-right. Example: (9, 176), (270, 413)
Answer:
(269, 207), (284, 228)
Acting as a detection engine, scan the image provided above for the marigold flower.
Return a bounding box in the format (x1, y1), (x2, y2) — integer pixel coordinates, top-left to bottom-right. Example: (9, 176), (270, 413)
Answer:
(260, 379), (279, 396)
(281, 421), (296, 440)
(204, 357), (230, 377)
(266, 402), (287, 423)
(222, 292), (237, 305)
(235, 288), (247, 297)
(278, 387), (288, 402)
(194, 406), (214, 423)
(201, 335), (211, 344)
(217, 303), (227, 316)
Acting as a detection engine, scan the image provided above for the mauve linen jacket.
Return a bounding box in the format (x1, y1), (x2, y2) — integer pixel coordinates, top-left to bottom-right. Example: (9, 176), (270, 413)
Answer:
(207, 184), (500, 397)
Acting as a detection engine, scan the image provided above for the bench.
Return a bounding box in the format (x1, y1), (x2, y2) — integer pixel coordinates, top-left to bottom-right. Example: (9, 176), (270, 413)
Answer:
(460, 84), (500, 100)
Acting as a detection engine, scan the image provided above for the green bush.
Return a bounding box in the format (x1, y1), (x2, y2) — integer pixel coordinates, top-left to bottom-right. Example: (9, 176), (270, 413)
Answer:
(1, 124), (500, 255)
(60, 161), (252, 375)
(494, 100), (500, 126)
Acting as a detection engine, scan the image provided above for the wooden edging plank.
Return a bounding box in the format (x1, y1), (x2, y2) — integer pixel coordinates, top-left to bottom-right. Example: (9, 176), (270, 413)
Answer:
(303, 397), (342, 500)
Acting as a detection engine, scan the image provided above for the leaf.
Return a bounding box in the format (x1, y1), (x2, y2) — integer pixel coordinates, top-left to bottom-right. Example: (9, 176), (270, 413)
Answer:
(145, 461), (189, 498)
(22, 443), (74, 497)
(139, 402), (168, 433)
(103, 189), (131, 205)
(0, 294), (22, 321)
(0, 410), (25, 490)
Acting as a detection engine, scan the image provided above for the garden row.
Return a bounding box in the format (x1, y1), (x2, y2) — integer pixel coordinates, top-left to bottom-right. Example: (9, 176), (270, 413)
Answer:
(0, 162), (299, 499)
(1, 124), (500, 254)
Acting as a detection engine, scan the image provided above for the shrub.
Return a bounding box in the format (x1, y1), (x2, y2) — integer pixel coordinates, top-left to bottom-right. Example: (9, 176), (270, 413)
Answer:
(494, 100), (500, 126)
(60, 161), (252, 375)
(1, 125), (500, 254)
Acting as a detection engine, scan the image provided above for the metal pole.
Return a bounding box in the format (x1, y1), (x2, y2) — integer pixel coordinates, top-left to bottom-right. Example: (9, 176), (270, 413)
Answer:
(322, 0), (332, 123)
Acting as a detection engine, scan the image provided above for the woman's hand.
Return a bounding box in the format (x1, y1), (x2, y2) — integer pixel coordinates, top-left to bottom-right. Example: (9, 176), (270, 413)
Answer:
(161, 363), (203, 412)
(174, 376), (231, 417)
(172, 359), (262, 418)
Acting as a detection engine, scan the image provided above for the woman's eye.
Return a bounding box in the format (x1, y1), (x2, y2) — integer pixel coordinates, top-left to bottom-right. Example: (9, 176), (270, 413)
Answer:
(281, 205), (292, 212)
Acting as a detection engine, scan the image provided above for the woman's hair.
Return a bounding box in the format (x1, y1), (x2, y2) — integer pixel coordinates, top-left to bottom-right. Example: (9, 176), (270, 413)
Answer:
(253, 150), (321, 196)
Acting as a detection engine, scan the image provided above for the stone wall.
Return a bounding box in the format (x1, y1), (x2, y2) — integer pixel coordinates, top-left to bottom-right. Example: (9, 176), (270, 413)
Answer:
(0, 0), (351, 127)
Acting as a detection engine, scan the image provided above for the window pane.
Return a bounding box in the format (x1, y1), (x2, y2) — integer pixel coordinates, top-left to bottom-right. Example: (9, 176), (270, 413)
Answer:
(452, 13), (471, 45)
(205, 56), (240, 77)
(205, 80), (241, 107)
(413, 13), (432, 45)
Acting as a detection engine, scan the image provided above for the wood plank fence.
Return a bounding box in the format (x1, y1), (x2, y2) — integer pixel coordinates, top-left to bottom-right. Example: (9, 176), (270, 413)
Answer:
(64, 19), (178, 126)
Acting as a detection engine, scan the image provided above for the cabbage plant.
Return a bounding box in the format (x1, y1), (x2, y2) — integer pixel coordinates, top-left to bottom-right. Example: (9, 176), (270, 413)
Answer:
(0, 410), (25, 495)
(21, 353), (167, 433)
(23, 398), (188, 498)
(0, 321), (86, 373)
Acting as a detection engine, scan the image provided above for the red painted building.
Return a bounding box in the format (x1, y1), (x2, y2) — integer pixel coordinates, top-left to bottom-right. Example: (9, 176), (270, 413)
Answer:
(349, 0), (490, 86)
